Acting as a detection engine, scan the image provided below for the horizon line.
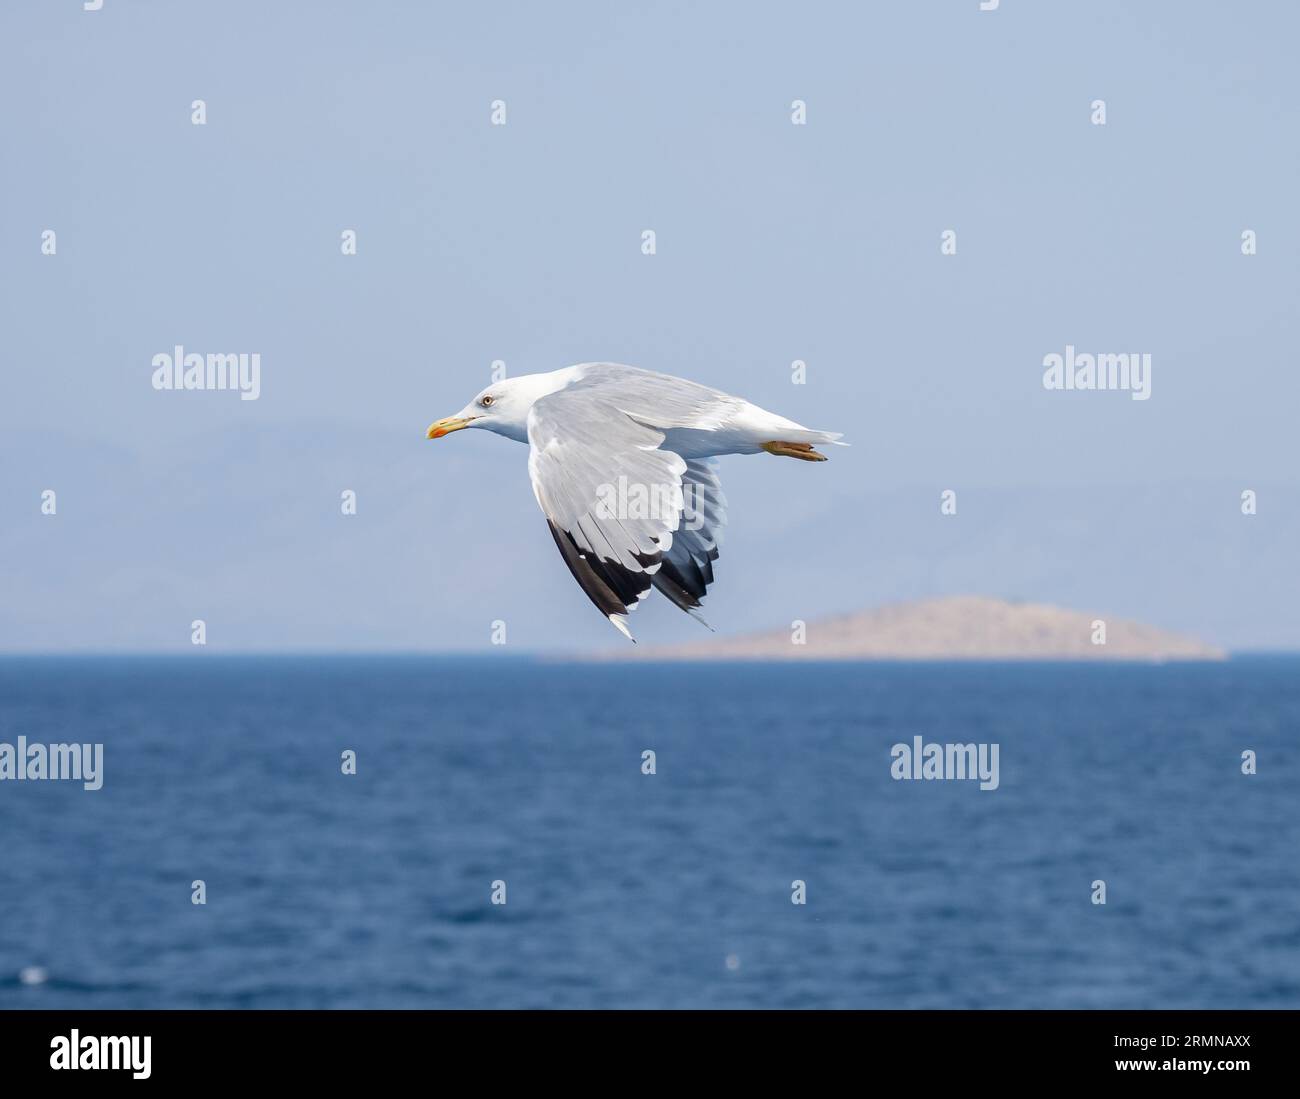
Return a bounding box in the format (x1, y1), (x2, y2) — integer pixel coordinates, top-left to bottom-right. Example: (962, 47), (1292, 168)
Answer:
(0, 649), (1296, 661)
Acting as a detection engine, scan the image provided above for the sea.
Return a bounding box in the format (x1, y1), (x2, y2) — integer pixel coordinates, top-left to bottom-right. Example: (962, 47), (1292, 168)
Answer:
(0, 656), (1296, 1009)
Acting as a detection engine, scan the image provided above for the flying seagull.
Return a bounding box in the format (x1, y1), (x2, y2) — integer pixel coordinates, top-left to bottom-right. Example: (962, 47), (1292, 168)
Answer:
(426, 363), (843, 640)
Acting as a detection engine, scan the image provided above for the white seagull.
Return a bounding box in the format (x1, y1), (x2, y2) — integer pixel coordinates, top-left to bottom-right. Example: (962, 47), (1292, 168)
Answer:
(426, 363), (843, 640)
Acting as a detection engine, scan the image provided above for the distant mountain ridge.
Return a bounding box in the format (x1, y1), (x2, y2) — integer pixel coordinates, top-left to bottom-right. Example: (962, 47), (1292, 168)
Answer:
(623, 596), (1226, 661)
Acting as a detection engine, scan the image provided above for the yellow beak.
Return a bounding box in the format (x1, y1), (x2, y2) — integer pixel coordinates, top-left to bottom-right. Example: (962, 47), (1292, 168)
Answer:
(426, 416), (473, 440)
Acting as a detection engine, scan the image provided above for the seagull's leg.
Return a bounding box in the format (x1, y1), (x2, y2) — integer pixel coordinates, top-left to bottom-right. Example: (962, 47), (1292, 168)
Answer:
(760, 441), (828, 462)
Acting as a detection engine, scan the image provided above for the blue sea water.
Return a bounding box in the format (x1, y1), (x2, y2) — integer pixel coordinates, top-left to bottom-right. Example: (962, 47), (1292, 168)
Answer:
(0, 656), (1296, 1009)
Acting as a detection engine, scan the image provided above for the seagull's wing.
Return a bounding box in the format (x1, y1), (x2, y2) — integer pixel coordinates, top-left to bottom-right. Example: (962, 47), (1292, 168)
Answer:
(651, 458), (727, 627)
(527, 386), (690, 639)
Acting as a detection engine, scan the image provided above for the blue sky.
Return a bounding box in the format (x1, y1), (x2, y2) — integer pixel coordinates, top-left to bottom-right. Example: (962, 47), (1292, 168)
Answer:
(1, 1), (1296, 651)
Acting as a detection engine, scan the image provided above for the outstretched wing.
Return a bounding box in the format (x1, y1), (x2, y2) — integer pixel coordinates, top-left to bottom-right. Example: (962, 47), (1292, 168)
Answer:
(526, 387), (687, 639)
(651, 458), (727, 626)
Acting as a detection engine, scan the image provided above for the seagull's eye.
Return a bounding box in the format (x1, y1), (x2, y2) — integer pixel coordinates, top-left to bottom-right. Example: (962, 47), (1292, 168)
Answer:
(480, 395), (494, 407)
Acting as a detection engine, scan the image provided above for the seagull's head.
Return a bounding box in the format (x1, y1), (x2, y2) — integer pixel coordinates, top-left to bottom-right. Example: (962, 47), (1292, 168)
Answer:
(426, 374), (562, 445)
(425, 381), (528, 443)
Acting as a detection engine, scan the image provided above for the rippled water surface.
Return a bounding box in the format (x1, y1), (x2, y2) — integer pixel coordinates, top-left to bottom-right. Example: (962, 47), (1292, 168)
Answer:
(1, 656), (1296, 1008)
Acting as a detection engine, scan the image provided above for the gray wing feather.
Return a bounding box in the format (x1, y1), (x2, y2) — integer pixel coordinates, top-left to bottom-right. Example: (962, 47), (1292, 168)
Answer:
(563, 364), (739, 431)
(527, 384), (689, 635)
(651, 458), (727, 623)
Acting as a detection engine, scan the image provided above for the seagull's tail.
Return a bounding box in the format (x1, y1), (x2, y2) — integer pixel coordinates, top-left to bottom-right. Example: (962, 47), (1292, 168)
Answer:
(757, 422), (846, 461)
(793, 428), (847, 446)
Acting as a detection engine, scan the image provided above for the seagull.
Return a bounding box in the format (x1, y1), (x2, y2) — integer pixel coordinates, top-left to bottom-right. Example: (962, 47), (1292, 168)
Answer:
(426, 363), (843, 640)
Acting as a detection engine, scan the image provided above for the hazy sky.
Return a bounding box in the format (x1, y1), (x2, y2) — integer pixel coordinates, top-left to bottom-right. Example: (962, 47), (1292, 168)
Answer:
(1, 1), (1296, 652)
